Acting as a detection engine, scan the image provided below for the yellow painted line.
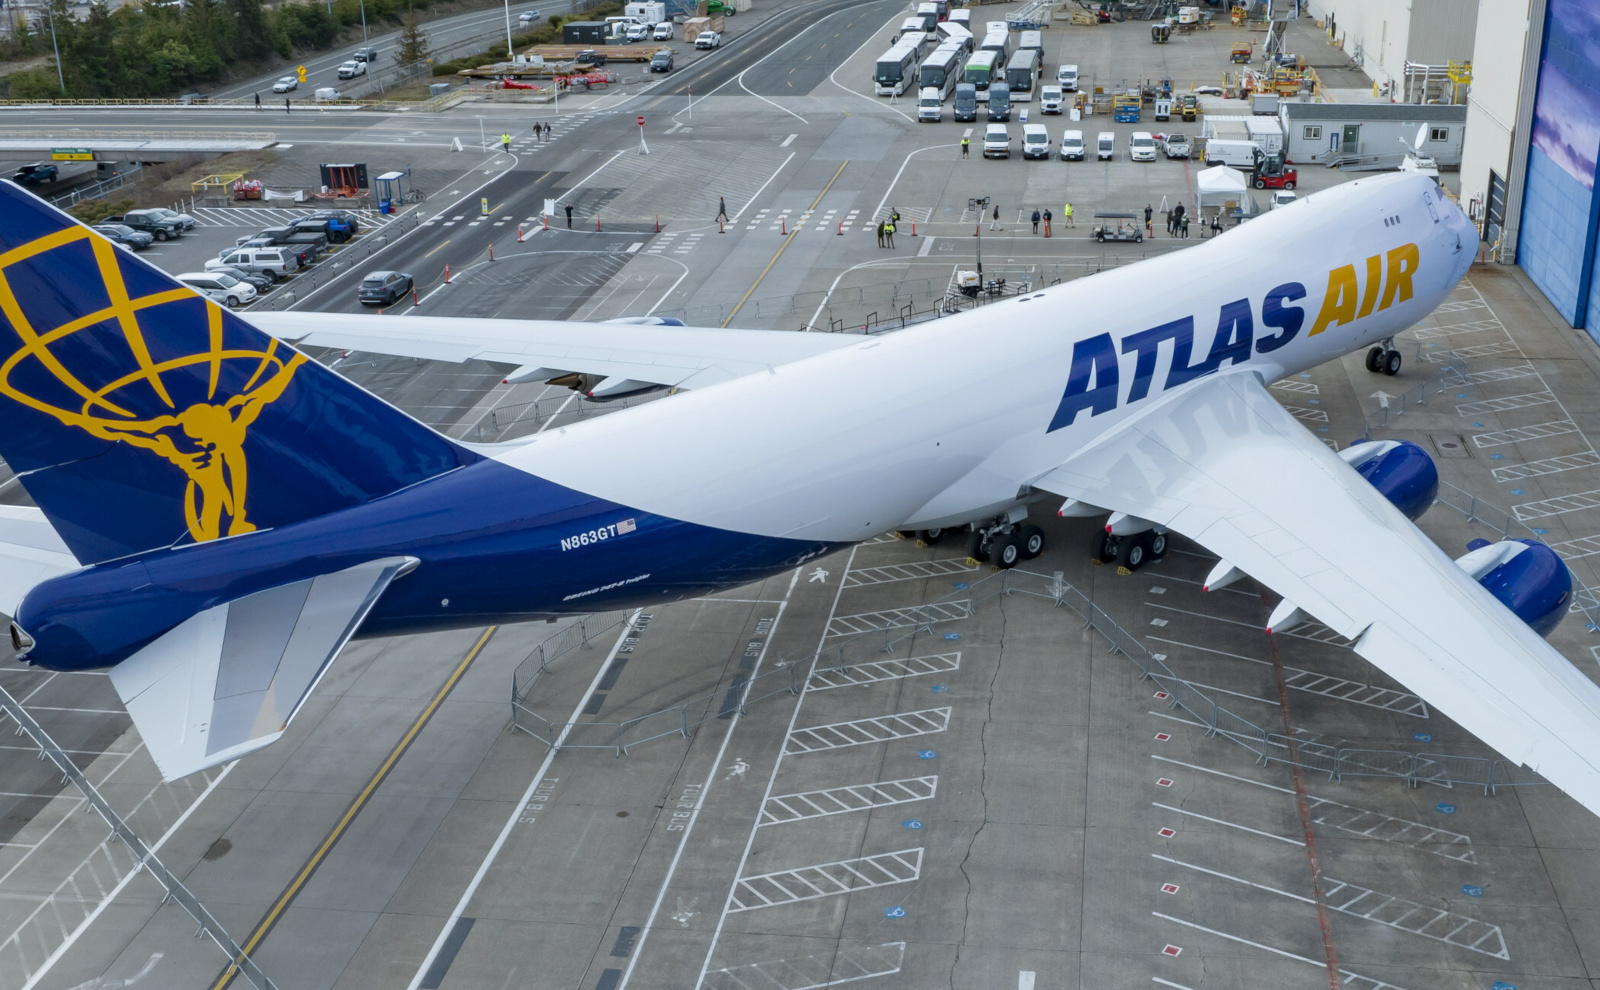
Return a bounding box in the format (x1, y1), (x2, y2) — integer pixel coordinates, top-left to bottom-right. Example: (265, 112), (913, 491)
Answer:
(210, 626), (498, 990)
(721, 161), (847, 328)
(423, 238), (452, 259)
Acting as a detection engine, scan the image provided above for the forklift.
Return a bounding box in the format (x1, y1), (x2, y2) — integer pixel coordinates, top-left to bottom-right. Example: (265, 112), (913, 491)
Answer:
(1179, 93), (1199, 121)
(1250, 149), (1298, 190)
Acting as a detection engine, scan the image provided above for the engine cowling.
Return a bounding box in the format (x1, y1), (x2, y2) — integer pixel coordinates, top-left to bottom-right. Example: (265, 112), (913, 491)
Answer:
(1339, 440), (1438, 520)
(1454, 538), (1573, 637)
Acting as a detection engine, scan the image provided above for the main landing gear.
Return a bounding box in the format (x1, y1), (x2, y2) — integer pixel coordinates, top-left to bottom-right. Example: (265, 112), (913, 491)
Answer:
(1365, 336), (1402, 377)
(1091, 528), (1168, 574)
(965, 520), (1046, 569)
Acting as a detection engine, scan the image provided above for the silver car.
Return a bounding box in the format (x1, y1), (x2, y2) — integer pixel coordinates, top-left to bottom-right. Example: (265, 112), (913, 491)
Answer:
(272, 76), (297, 93)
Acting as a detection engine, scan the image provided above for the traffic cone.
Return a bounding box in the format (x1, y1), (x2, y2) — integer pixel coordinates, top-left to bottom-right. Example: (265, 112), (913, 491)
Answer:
(837, 220), (843, 235)
(444, 264), (451, 283)
(517, 224), (524, 242)
(781, 216), (786, 235)
(489, 244), (494, 261)
(910, 221), (916, 237)
(412, 287), (419, 305)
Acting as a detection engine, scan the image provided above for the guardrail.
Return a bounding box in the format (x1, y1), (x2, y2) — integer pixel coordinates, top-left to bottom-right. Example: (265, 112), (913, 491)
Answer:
(48, 163), (143, 209)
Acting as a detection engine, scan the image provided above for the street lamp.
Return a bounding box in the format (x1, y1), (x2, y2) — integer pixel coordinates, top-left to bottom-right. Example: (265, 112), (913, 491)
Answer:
(359, 0), (368, 42)
(43, 3), (64, 93)
(503, 0), (514, 61)
(476, 114), (487, 152)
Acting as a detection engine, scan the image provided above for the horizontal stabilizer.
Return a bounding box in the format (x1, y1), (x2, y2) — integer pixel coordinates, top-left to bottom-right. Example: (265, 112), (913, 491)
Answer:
(0, 506), (78, 616)
(108, 556), (416, 780)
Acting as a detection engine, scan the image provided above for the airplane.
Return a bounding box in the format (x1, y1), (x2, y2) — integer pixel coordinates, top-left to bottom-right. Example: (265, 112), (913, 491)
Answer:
(2, 174), (1599, 821)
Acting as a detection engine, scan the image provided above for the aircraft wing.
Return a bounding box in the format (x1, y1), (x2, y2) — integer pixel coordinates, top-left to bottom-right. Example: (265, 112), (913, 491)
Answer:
(250, 313), (857, 391)
(108, 556), (416, 780)
(1030, 370), (1600, 816)
(0, 506), (80, 616)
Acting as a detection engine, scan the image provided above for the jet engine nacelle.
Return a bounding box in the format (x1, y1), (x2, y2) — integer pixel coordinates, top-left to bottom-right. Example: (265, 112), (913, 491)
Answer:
(1454, 538), (1573, 637)
(1339, 439), (1438, 520)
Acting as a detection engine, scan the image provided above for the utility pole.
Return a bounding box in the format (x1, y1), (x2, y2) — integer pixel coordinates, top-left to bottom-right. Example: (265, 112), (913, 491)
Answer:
(44, 2), (64, 93)
(970, 195), (989, 276)
(359, 0), (368, 41)
(502, 0), (514, 60)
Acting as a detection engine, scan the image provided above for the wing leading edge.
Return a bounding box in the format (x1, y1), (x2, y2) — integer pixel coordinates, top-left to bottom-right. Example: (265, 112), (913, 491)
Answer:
(1031, 370), (1600, 815)
(251, 313), (857, 393)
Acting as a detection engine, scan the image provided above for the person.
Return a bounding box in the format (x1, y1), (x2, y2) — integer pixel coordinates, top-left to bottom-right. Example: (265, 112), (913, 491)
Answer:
(1180, 214), (1190, 238)
(501, 132), (512, 152)
(876, 222), (886, 248)
(1172, 202), (1185, 230)
(1042, 208), (1052, 237)
(285, 97), (291, 114)
(254, 93), (261, 111)
(891, 208), (900, 226)
(1166, 210), (1176, 236)
(540, 122), (549, 142)
(1063, 201), (1074, 227)
(716, 197), (729, 222)
(961, 136), (970, 158)
(1144, 203), (1153, 237)
(565, 203), (574, 229)
(1031, 208), (1041, 234)
(884, 219), (896, 248)
(1211, 212), (1223, 237)
(990, 204), (1001, 231)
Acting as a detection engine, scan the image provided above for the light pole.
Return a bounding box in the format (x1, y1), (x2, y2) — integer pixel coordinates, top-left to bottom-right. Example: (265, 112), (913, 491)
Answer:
(44, 3), (64, 93)
(476, 114), (487, 151)
(503, 0), (514, 60)
(359, 0), (368, 41)
(969, 195), (989, 276)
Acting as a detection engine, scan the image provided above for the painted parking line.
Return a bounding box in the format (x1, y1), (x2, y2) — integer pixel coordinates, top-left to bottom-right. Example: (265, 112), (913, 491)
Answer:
(1153, 913), (1412, 990)
(759, 776), (938, 826)
(1149, 635), (1428, 716)
(806, 652), (961, 691)
(1151, 802), (1303, 847)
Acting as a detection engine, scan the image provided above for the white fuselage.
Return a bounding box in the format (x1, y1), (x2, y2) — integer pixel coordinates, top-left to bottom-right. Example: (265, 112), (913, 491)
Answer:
(497, 174), (1474, 543)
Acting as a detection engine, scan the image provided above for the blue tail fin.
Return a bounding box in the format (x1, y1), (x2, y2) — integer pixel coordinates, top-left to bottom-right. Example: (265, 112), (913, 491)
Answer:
(0, 181), (476, 564)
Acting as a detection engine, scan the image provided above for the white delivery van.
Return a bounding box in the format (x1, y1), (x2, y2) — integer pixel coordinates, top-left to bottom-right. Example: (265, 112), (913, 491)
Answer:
(1039, 84), (1063, 113)
(1205, 138), (1262, 168)
(313, 87), (341, 101)
(982, 123), (1011, 158)
(1096, 131), (1115, 160)
(1059, 129), (1085, 160)
(1129, 131), (1157, 161)
(1022, 123), (1051, 159)
(918, 86), (943, 122)
(625, 22), (649, 41)
(1057, 63), (1078, 91)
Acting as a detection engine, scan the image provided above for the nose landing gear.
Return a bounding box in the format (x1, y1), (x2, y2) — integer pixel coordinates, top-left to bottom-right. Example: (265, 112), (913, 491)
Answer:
(1365, 337), (1402, 376)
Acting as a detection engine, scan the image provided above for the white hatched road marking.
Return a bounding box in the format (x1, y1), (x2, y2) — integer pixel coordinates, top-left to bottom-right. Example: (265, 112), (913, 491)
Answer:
(826, 601), (971, 637)
(1513, 488), (1600, 521)
(872, 206), (932, 223)
(784, 708), (952, 755)
(1153, 914), (1412, 990)
(1494, 449), (1600, 481)
(1432, 297), (1488, 313)
(1286, 406), (1329, 423)
(1270, 379), (1319, 394)
(1472, 420), (1578, 447)
(1547, 533), (1600, 561)
(807, 652), (962, 691)
(701, 942), (906, 990)
(1455, 391), (1556, 416)
(842, 558), (978, 587)
(1150, 633), (1423, 713)
(1464, 363), (1540, 384)
(1154, 855), (1507, 958)
(729, 849), (923, 912)
(189, 206), (395, 228)
(1412, 317), (1503, 339)
(759, 776), (938, 825)
(1424, 340), (1519, 361)
(1147, 602), (1351, 648)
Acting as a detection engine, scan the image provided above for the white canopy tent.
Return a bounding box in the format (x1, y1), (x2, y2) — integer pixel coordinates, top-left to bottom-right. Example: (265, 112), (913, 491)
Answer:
(1195, 165), (1248, 208)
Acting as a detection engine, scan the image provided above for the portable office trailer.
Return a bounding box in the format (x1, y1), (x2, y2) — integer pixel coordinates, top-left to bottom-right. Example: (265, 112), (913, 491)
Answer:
(1279, 102), (1467, 166)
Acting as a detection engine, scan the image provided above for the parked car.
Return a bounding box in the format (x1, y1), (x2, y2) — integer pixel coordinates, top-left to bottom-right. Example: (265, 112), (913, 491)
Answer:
(354, 46), (379, 61)
(1270, 189), (1298, 210)
(1129, 131), (1157, 162)
(1161, 133), (1191, 159)
(337, 60), (366, 79)
(652, 21), (671, 39)
(650, 49), (674, 72)
(694, 30), (721, 48)
(207, 264), (274, 290)
(358, 270), (413, 306)
(11, 163), (58, 186)
(1021, 123), (1051, 160)
(143, 206), (196, 231)
(1038, 84), (1063, 114)
(103, 210), (184, 241)
(272, 76), (298, 93)
(982, 123), (1010, 159)
(177, 271), (257, 308)
(306, 209), (362, 236)
(93, 224), (153, 250)
(624, 22), (649, 41)
(206, 246), (300, 280)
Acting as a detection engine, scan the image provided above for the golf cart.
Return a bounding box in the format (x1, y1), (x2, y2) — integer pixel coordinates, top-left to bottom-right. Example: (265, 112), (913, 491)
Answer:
(1091, 212), (1144, 243)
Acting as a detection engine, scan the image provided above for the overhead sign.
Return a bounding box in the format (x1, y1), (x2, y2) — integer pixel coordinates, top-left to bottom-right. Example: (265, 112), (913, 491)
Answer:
(50, 148), (92, 161)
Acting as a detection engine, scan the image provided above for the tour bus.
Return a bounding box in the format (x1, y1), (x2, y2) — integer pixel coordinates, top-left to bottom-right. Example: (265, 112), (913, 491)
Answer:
(1004, 48), (1040, 102)
(963, 50), (999, 102)
(949, 8), (970, 29)
(875, 41), (920, 97)
(918, 43), (964, 99)
(896, 16), (928, 47)
(980, 27), (1010, 65)
(1018, 29), (1043, 56)
(937, 20), (973, 53)
(915, 2), (939, 32)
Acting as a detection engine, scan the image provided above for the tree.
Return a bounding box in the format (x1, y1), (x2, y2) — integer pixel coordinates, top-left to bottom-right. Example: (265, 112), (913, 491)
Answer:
(227, 0), (273, 60)
(393, 11), (430, 69)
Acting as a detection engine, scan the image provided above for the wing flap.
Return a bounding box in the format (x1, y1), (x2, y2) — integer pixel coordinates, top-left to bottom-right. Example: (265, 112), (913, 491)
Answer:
(0, 506), (80, 616)
(109, 556), (416, 780)
(251, 313), (857, 391)
(1032, 371), (1600, 815)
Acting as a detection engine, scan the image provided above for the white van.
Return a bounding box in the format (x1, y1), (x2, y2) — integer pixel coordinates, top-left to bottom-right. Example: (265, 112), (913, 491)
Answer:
(1022, 123), (1051, 159)
(918, 86), (943, 122)
(177, 271), (257, 308)
(313, 87), (341, 102)
(1129, 131), (1157, 161)
(982, 123), (1011, 158)
(625, 22), (649, 41)
(1057, 63), (1078, 91)
(206, 246), (300, 280)
(1059, 129), (1085, 160)
(1205, 138), (1263, 168)
(1039, 84), (1063, 113)
(1096, 131), (1115, 160)
(652, 20), (672, 39)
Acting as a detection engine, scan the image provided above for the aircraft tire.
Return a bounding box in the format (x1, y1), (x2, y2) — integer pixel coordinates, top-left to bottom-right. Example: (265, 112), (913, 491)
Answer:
(1117, 531), (1151, 572)
(1365, 346), (1384, 373)
(994, 533), (1024, 569)
(1092, 530), (1120, 564)
(966, 529), (992, 563)
(1150, 531), (1168, 559)
(1383, 349), (1402, 376)
(1019, 525), (1045, 559)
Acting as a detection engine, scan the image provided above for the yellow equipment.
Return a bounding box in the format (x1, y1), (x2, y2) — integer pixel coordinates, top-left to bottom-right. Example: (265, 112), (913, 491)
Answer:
(1230, 4), (1246, 24)
(1230, 41), (1252, 62)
